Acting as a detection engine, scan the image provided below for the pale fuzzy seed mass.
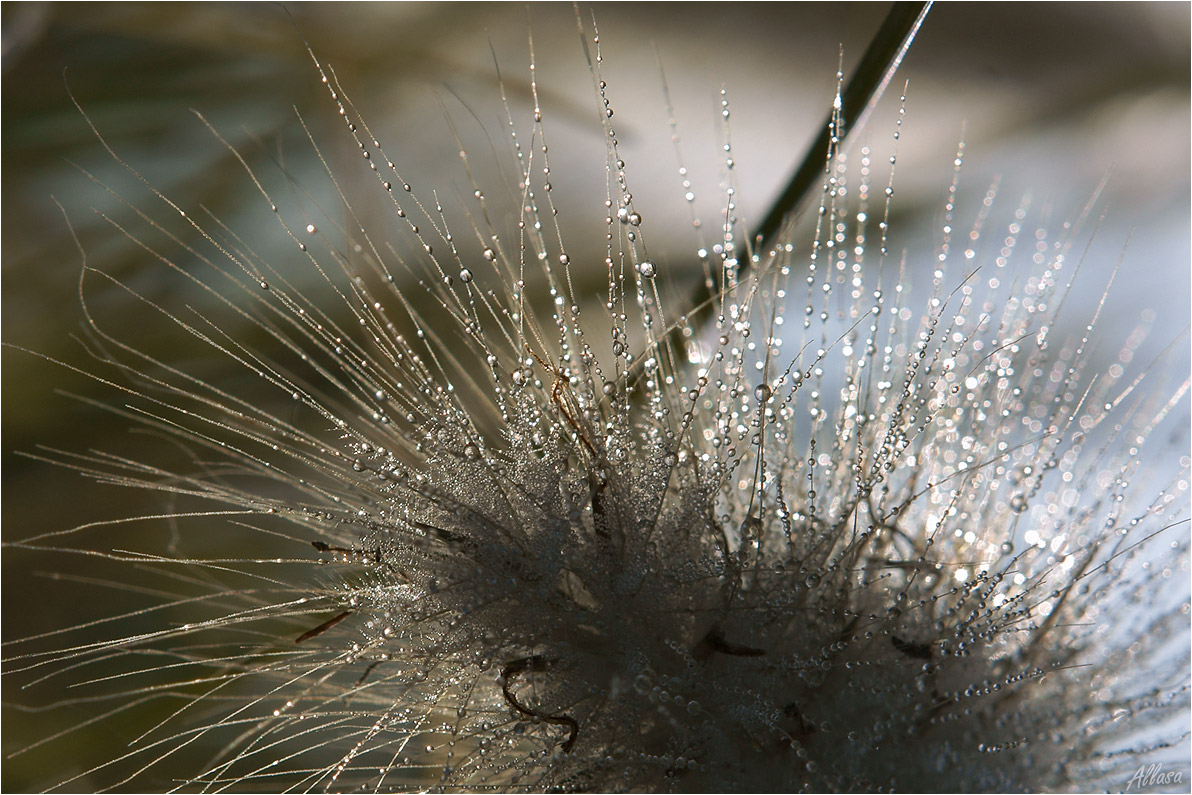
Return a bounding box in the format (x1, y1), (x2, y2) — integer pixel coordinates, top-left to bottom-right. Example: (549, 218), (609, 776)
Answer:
(3, 6), (1190, 794)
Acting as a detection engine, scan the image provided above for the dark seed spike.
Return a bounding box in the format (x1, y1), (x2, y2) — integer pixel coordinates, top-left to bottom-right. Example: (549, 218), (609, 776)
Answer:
(294, 610), (353, 644)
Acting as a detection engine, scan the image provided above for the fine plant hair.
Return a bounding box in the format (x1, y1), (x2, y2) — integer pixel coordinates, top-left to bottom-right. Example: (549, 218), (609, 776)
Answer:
(4, 5), (1190, 793)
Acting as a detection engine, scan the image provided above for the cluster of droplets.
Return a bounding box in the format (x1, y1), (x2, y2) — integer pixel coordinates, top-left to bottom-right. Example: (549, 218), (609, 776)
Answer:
(6, 12), (1189, 794)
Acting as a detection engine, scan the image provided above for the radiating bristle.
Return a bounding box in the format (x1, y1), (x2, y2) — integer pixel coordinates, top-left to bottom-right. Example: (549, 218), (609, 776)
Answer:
(3, 6), (1189, 794)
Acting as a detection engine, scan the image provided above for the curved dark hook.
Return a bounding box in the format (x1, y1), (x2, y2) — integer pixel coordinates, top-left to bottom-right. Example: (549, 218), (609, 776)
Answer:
(501, 655), (580, 752)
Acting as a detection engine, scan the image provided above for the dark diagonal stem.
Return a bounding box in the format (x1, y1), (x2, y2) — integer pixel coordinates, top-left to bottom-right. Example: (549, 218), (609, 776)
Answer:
(666, 2), (932, 350)
(748, 1), (932, 263)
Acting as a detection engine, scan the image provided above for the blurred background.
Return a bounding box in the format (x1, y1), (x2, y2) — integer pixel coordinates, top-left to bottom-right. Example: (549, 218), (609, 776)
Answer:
(3, 3), (1189, 790)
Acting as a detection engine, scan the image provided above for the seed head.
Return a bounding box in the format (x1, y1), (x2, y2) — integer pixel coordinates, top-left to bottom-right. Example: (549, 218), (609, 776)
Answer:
(4, 6), (1189, 793)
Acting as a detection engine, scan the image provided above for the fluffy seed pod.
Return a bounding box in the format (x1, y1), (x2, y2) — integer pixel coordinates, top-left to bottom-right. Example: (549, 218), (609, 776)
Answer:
(4, 5), (1189, 793)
